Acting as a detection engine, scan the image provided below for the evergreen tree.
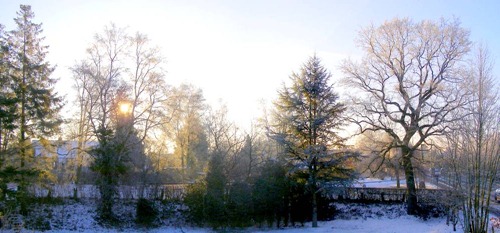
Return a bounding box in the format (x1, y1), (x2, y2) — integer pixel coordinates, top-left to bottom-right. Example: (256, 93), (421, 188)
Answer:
(8, 5), (62, 165)
(183, 181), (207, 226)
(90, 95), (137, 222)
(0, 24), (17, 153)
(89, 127), (120, 221)
(204, 151), (227, 229)
(252, 160), (288, 227)
(271, 55), (355, 227)
(1, 5), (62, 214)
(226, 181), (252, 227)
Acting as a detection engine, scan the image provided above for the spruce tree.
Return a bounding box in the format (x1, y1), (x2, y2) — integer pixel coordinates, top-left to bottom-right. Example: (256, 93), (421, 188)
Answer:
(0, 24), (18, 204)
(8, 4), (62, 164)
(5, 4), (62, 213)
(0, 24), (17, 153)
(272, 55), (354, 227)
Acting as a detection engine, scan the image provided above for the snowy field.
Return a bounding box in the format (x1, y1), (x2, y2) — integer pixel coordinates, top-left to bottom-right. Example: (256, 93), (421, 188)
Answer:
(33, 201), (465, 233)
(39, 217), (458, 233)
(256, 217), (456, 233)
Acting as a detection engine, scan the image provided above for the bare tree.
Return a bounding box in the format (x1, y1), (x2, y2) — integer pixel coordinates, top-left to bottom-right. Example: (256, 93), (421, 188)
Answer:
(164, 84), (207, 183)
(128, 32), (169, 143)
(70, 24), (169, 219)
(341, 18), (471, 215)
(205, 104), (245, 182)
(445, 45), (500, 233)
(70, 59), (97, 184)
(238, 122), (269, 181)
(71, 25), (170, 178)
(124, 32), (170, 192)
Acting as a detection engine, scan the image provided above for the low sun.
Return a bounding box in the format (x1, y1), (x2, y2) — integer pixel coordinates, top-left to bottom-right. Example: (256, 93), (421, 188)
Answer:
(119, 102), (132, 114)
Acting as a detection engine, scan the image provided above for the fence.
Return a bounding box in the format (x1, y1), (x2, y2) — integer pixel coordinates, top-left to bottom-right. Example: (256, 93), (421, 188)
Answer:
(325, 187), (451, 204)
(28, 185), (450, 204)
(28, 184), (187, 200)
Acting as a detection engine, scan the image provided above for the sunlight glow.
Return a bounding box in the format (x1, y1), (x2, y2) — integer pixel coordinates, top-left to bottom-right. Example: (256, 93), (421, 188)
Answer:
(119, 102), (132, 115)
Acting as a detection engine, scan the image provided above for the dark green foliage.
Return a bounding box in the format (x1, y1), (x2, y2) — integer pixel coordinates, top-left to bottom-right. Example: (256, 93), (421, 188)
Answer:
(0, 95), (17, 151)
(286, 179), (337, 225)
(317, 195), (336, 221)
(183, 155), (253, 229)
(271, 55), (354, 227)
(252, 161), (288, 227)
(0, 4), (62, 218)
(7, 5), (63, 141)
(182, 158), (339, 229)
(204, 152), (227, 229)
(90, 127), (129, 222)
(135, 198), (158, 226)
(0, 25), (15, 147)
(226, 182), (252, 227)
(0, 165), (39, 215)
(183, 182), (207, 226)
(288, 180), (308, 226)
(204, 192), (225, 229)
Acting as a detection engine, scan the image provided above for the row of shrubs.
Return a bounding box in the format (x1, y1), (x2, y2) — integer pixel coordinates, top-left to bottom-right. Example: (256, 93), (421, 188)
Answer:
(182, 160), (336, 229)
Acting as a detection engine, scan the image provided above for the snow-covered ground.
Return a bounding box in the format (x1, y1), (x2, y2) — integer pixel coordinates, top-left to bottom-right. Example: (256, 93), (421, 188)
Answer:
(38, 217), (457, 233)
(257, 217), (456, 233)
(9, 178), (498, 232)
(25, 201), (463, 233)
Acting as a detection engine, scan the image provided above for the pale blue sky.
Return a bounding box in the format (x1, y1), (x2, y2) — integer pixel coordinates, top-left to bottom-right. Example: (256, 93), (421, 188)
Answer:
(1, 0), (499, 129)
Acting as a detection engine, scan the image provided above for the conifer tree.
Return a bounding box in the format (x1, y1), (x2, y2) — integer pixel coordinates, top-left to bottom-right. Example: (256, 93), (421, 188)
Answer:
(8, 5), (62, 163)
(0, 24), (17, 153)
(3, 5), (62, 214)
(271, 55), (354, 227)
(0, 24), (18, 204)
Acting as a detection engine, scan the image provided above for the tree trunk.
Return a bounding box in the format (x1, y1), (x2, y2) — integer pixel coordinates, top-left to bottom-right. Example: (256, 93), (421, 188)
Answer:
(395, 163), (400, 188)
(310, 158), (318, 228)
(312, 190), (318, 227)
(402, 148), (418, 215)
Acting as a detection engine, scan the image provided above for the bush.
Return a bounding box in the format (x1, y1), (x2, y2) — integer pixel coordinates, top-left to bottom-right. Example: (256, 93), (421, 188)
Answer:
(226, 182), (253, 227)
(135, 198), (158, 226)
(252, 161), (288, 227)
(416, 203), (446, 221)
(183, 182), (206, 226)
(204, 152), (227, 229)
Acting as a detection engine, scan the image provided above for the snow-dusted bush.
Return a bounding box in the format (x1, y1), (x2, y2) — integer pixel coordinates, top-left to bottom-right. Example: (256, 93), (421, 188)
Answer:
(135, 198), (159, 226)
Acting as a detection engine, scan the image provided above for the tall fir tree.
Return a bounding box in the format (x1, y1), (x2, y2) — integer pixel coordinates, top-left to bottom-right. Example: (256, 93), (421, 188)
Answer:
(5, 5), (62, 213)
(8, 4), (62, 166)
(0, 24), (17, 154)
(0, 23), (19, 205)
(272, 55), (355, 227)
